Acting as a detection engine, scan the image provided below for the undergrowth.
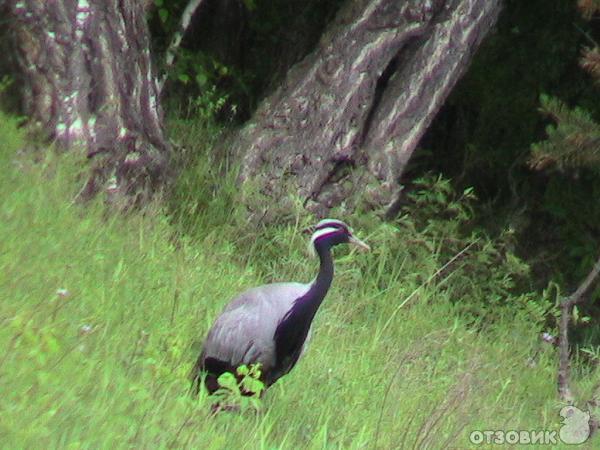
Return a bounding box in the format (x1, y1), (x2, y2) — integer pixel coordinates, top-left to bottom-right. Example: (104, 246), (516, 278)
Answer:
(1, 113), (598, 448)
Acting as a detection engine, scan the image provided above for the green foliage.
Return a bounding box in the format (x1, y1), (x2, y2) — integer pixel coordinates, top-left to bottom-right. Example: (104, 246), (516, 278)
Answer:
(530, 95), (600, 171)
(360, 174), (549, 327)
(236, 363), (265, 395)
(420, 0), (600, 325)
(153, 0), (169, 23)
(149, 0), (344, 122)
(168, 49), (241, 120)
(0, 75), (12, 93)
(148, 0), (248, 122)
(150, 0), (182, 34)
(521, 3), (600, 325)
(212, 364), (265, 412)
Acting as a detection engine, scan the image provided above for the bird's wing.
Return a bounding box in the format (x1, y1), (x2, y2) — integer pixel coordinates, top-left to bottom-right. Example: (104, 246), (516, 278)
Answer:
(200, 282), (309, 372)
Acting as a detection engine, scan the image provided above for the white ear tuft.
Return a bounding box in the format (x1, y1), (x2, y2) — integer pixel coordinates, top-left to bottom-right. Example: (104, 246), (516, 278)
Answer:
(310, 226), (341, 249)
(315, 218), (347, 230)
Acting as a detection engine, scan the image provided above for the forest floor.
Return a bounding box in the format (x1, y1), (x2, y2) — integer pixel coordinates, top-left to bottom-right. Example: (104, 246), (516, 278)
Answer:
(1, 112), (598, 449)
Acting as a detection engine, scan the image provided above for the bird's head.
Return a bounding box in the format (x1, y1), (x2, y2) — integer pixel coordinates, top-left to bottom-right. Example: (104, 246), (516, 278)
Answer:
(306, 219), (370, 256)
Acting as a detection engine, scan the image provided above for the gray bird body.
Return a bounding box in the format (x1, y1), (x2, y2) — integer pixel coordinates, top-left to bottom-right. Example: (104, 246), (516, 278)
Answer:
(199, 282), (312, 381)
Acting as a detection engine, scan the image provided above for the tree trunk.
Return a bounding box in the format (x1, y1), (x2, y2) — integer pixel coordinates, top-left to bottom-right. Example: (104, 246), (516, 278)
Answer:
(233, 0), (502, 221)
(10, 0), (170, 206)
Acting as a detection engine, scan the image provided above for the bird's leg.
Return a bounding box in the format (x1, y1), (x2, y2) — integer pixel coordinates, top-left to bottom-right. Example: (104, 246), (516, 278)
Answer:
(259, 388), (267, 401)
(210, 402), (241, 415)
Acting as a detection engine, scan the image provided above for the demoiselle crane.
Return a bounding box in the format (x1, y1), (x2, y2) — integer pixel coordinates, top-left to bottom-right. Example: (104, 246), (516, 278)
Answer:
(191, 219), (369, 397)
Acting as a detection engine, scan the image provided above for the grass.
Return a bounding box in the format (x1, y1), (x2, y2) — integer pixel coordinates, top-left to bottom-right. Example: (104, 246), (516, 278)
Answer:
(1, 113), (598, 449)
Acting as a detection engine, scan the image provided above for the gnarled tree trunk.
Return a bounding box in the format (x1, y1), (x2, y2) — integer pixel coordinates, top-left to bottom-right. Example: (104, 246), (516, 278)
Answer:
(10, 0), (170, 205)
(233, 0), (502, 220)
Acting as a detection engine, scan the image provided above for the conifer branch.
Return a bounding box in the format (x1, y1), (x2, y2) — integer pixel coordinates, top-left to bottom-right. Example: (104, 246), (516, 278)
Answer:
(581, 47), (600, 81)
(577, 0), (600, 20)
(528, 96), (600, 171)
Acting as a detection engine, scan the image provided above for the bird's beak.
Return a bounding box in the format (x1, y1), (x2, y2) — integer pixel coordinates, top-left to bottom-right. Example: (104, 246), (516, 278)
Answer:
(349, 235), (370, 252)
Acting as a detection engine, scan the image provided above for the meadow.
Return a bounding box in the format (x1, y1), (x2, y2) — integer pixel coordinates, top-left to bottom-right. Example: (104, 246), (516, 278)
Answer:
(1, 111), (597, 449)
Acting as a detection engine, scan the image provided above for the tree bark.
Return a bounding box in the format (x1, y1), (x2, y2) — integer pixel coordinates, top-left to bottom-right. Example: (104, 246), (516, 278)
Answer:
(232, 0), (502, 221)
(10, 0), (170, 205)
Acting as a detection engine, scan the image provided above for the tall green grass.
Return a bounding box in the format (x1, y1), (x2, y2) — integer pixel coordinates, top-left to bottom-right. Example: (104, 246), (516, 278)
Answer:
(1, 113), (598, 449)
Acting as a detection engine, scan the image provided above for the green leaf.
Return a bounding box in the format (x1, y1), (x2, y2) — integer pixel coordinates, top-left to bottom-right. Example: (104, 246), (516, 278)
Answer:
(217, 372), (238, 391)
(236, 365), (249, 376)
(159, 8), (169, 23)
(241, 377), (264, 395)
(195, 73), (208, 87)
(177, 73), (190, 84)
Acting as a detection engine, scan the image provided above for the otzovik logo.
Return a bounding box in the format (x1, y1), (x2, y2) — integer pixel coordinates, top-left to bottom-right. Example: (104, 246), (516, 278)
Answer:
(469, 405), (591, 446)
(559, 405), (591, 445)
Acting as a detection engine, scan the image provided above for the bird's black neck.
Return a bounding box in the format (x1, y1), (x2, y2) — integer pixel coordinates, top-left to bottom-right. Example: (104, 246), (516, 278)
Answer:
(302, 243), (334, 315)
(271, 243), (335, 383)
(281, 242), (334, 340)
